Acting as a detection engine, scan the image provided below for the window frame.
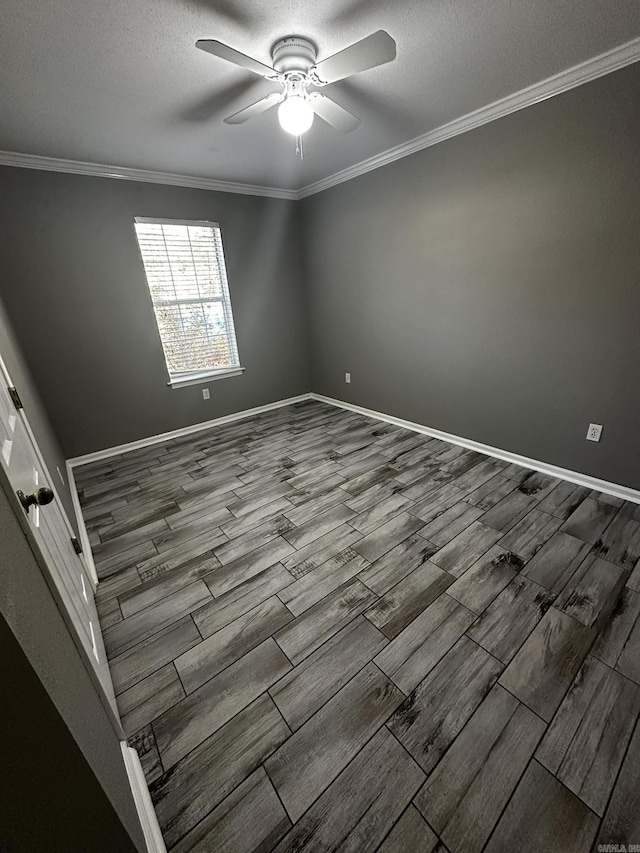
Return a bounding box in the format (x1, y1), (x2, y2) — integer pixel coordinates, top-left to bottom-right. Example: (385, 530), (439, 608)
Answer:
(133, 216), (244, 389)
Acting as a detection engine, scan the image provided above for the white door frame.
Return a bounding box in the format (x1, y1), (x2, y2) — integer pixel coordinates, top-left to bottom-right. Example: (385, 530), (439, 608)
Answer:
(0, 460), (123, 737)
(0, 350), (165, 852)
(65, 461), (99, 586)
(0, 346), (124, 738)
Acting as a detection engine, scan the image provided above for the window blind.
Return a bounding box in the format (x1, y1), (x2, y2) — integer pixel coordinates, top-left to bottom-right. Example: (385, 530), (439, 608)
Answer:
(134, 218), (240, 380)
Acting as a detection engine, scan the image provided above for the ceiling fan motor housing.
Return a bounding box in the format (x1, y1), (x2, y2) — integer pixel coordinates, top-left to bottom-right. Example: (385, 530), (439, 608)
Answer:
(271, 36), (317, 75)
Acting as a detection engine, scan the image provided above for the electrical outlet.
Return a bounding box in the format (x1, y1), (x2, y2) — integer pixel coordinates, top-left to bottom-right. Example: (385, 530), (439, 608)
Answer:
(202, 388), (210, 400)
(345, 372), (351, 384)
(586, 423), (603, 442)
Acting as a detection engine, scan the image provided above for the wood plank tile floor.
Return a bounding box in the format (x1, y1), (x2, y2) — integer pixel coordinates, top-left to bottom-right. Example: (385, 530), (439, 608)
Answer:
(76, 400), (640, 852)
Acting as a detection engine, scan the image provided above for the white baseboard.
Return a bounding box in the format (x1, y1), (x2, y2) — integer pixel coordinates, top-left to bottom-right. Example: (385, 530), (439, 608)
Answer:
(311, 393), (640, 506)
(66, 389), (640, 509)
(66, 394), (313, 468)
(120, 742), (166, 853)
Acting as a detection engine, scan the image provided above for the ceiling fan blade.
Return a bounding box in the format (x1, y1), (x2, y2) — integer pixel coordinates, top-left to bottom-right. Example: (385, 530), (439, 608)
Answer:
(224, 92), (284, 125)
(311, 30), (396, 85)
(196, 40), (277, 79)
(310, 94), (360, 133)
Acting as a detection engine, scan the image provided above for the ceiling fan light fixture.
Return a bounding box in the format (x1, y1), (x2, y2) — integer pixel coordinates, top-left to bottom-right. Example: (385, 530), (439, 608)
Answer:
(278, 95), (314, 136)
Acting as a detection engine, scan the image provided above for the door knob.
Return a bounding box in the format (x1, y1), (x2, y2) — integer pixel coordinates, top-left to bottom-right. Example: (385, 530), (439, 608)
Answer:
(17, 486), (55, 514)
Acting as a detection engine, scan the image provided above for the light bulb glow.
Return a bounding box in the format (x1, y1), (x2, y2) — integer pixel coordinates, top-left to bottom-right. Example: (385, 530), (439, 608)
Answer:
(278, 95), (314, 135)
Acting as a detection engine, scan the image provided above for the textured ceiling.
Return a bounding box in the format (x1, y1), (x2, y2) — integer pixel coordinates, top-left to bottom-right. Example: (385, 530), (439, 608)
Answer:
(1, 0), (639, 191)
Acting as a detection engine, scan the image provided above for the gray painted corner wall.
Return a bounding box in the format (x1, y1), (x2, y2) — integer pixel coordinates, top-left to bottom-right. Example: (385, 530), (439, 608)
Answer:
(0, 168), (310, 457)
(0, 294), (75, 523)
(1, 62), (639, 491)
(301, 62), (640, 491)
(0, 482), (144, 851)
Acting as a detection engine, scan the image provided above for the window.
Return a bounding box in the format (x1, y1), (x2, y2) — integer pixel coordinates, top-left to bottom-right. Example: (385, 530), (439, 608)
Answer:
(134, 217), (242, 387)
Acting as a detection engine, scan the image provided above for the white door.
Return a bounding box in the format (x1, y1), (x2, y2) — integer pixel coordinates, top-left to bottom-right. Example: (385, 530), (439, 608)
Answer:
(0, 356), (119, 724)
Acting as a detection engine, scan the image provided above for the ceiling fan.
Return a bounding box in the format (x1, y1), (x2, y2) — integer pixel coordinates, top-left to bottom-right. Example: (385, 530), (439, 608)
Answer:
(195, 31), (396, 137)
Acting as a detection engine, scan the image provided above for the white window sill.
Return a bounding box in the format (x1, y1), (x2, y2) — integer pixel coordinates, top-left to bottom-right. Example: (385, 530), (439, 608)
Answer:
(168, 367), (245, 389)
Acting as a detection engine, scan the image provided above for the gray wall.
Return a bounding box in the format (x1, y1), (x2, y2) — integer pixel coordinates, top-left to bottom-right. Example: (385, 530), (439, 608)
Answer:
(1, 63), (639, 489)
(301, 63), (640, 491)
(0, 294), (75, 523)
(0, 168), (310, 457)
(0, 481), (144, 851)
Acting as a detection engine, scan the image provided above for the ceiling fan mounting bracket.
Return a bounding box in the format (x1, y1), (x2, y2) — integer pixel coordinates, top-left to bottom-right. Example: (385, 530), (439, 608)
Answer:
(271, 36), (318, 77)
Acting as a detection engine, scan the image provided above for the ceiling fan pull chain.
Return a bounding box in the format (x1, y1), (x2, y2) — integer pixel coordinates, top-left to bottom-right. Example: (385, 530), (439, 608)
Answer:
(296, 134), (304, 160)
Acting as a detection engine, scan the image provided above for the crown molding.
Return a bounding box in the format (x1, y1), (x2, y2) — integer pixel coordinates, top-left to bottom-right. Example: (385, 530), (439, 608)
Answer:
(1, 37), (639, 201)
(0, 149), (298, 200)
(297, 35), (640, 199)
